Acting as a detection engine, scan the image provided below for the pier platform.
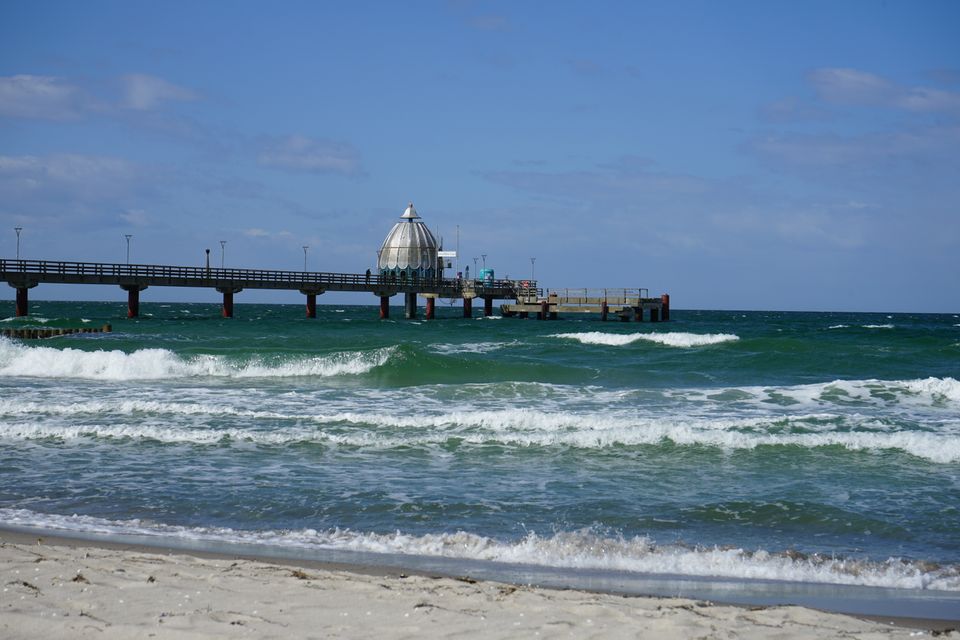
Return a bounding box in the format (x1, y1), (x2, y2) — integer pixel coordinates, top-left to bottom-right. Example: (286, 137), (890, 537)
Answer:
(2, 258), (667, 321)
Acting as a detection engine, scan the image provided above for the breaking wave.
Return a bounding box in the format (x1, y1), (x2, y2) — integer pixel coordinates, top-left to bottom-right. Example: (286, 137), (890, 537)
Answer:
(2, 509), (956, 591)
(0, 338), (394, 380)
(552, 331), (739, 347)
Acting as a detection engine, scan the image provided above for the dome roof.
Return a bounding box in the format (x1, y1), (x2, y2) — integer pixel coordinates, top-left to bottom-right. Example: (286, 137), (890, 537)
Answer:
(378, 202), (439, 272)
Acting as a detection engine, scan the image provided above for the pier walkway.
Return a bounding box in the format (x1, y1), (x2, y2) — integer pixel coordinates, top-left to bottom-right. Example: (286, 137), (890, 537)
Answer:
(2, 258), (666, 321)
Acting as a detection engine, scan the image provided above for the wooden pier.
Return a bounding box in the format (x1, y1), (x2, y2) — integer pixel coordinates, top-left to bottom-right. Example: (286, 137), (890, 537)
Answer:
(503, 289), (669, 322)
(2, 258), (667, 322)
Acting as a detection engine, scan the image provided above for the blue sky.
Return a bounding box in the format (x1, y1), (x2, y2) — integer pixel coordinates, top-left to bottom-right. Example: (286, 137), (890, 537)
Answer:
(1, 0), (958, 311)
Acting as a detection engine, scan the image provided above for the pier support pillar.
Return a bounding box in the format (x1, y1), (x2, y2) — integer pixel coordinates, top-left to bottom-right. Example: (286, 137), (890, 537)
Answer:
(483, 296), (493, 317)
(519, 311), (528, 319)
(404, 292), (417, 319)
(217, 287), (241, 318)
(127, 288), (140, 318)
(601, 302), (608, 322)
(15, 287), (29, 317)
(121, 284), (147, 318)
(425, 296), (435, 320)
(650, 307), (660, 322)
(661, 294), (670, 321)
(305, 293), (317, 318)
(634, 307), (643, 322)
(379, 296), (390, 320)
(463, 296), (473, 319)
(538, 301), (549, 320)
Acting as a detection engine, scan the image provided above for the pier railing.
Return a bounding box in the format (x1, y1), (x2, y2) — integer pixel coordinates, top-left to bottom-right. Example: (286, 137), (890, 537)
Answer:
(0, 258), (529, 297)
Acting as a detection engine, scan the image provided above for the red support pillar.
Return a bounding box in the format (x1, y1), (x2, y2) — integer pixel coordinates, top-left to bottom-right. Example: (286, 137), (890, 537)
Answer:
(483, 296), (493, 317)
(305, 293), (317, 318)
(661, 293), (670, 321)
(15, 287), (28, 317)
(222, 290), (234, 318)
(463, 297), (473, 318)
(425, 297), (435, 320)
(127, 288), (140, 318)
(379, 296), (390, 319)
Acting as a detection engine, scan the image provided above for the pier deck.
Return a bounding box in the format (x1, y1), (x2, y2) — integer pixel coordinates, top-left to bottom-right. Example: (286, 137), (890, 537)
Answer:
(2, 258), (666, 321)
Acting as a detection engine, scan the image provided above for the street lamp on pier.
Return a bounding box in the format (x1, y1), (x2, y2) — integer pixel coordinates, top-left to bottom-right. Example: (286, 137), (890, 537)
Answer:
(481, 254), (487, 269)
(124, 234), (132, 264)
(530, 257), (536, 282)
(303, 245), (309, 272)
(220, 240), (226, 268)
(14, 227), (22, 259)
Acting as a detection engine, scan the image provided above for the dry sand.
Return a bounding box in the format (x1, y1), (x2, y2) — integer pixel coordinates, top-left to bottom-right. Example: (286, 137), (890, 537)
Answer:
(1, 533), (955, 639)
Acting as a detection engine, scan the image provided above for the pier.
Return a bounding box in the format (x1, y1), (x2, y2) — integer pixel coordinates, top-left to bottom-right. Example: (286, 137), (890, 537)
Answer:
(1, 258), (667, 322)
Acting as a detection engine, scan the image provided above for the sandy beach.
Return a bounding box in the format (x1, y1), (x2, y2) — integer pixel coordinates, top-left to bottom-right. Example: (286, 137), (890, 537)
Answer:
(1, 532), (954, 639)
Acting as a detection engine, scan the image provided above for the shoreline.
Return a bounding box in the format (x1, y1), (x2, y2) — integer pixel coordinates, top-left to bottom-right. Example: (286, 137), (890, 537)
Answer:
(2, 528), (956, 638)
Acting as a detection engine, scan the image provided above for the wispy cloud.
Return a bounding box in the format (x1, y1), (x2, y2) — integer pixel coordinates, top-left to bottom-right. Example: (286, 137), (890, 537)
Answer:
(758, 96), (832, 123)
(808, 68), (960, 114)
(0, 75), (90, 120)
(257, 135), (364, 176)
(0, 153), (140, 199)
(120, 73), (199, 110)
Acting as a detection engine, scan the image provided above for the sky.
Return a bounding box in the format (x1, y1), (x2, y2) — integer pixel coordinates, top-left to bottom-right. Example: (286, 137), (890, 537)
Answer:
(1, 0), (958, 312)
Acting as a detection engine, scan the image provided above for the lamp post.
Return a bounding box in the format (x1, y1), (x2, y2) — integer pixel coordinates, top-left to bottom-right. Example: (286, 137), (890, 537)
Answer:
(220, 240), (226, 268)
(302, 245), (309, 272)
(124, 234), (132, 264)
(481, 254), (487, 269)
(530, 257), (536, 281)
(14, 227), (22, 259)
(473, 257), (478, 273)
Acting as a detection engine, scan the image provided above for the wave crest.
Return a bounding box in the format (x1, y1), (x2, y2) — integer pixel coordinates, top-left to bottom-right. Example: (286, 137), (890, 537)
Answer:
(552, 331), (739, 347)
(0, 338), (394, 380)
(2, 509), (956, 591)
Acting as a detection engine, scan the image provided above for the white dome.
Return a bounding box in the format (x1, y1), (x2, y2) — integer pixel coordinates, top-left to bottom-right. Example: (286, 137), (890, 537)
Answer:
(378, 202), (438, 272)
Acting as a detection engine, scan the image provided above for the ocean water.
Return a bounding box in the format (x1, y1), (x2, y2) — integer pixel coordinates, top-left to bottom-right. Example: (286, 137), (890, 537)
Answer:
(2, 301), (959, 599)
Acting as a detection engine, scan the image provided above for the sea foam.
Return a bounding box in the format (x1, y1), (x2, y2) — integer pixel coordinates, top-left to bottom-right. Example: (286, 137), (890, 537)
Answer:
(552, 331), (739, 347)
(1, 508), (956, 591)
(0, 338), (393, 380)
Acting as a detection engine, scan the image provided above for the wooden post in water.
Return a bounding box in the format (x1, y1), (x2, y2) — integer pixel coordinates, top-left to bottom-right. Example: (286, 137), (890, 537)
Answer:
(483, 296), (493, 317)
(635, 306), (643, 322)
(650, 306), (660, 322)
(305, 293), (317, 318)
(379, 295), (390, 319)
(601, 301), (608, 322)
(661, 293), (670, 321)
(463, 296), (473, 319)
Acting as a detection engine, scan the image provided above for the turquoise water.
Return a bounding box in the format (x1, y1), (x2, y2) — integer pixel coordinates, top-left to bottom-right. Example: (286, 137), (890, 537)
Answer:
(1, 301), (959, 593)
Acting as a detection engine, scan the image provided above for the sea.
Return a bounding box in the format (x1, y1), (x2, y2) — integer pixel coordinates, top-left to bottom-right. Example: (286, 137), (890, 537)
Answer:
(2, 301), (959, 616)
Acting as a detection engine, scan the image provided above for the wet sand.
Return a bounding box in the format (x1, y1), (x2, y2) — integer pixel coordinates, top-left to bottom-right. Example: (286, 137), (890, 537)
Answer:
(1, 530), (956, 639)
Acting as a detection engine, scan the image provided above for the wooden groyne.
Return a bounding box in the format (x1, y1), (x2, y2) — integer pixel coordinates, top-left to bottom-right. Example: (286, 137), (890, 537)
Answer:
(1, 324), (112, 339)
(2, 258), (668, 321)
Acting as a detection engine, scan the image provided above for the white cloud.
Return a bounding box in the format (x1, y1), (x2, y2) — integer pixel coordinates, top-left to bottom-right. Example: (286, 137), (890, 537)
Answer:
(0, 75), (87, 120)
(121, 73), (198, 110)
(243, 228), (293, 240)
(257, 135), (363, 176)
(119, 209), (151, 226)
(0, 153), (140, 200)
(808, 68), (960, 114)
